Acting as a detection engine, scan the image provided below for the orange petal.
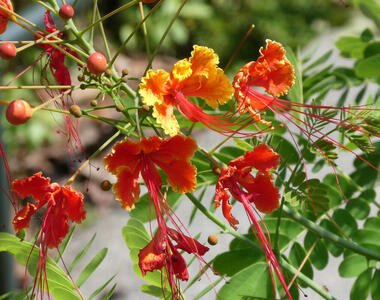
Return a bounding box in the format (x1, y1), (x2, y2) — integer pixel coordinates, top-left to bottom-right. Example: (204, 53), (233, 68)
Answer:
(44, 208), (69, 248)
(113, 167), (141, 210)
(189, 45), (219, 78)
(152, 101), (179, 137)
(12, 202), (37, 231)
(12, 172), (51, 203)
(151, 135), (197, 193)
(230, 144), (280, 172)
(250, 174), (280, 214)
(140, 136), (163, 154)
(140, 69), (170, 107)
(248, 40), (295, 97)
(104, 139), (141, 173)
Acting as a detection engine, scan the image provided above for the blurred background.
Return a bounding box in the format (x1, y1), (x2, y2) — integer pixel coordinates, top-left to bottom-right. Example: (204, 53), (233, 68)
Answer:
(1, 0), (376, 299)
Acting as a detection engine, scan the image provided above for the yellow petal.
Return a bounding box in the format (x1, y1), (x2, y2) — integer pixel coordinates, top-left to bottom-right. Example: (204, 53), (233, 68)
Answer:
(152, 102), (180, 137)
(189, 45), (219, 78)
(171, 59), (192, 81)
(139, 69), (170, 106)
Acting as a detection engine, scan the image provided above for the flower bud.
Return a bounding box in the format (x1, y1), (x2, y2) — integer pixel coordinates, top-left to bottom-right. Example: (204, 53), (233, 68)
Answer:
(100, 180), (112, 191)
(0, 42), (17, 60)
(87, 52), (107, 76)
(207, 234), (218, 245)
(6, 100), (33, 125)
(59, 4), (75, 20)
(69, 105), (82, 118)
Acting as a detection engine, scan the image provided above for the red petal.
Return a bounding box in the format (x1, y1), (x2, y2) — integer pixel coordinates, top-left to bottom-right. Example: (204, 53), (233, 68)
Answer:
(138, 231), (167, 276)
(170, 246), (189, 281)
(113, 167), (141, 210)
(60, 186), (86, 223)
(151, 135), (197, 193)
(12, 172), (51, 203)
(230, 144), (279, 173)
(43, 207), (69, 248)
(250, 174), (280, 213)
(167, 228), (209, 256)
(12, 202), (37, 231)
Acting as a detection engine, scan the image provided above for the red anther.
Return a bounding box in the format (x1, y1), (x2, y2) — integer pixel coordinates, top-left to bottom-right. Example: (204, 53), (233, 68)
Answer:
(87, 52), (107, 76)
(59, 4), (74, 20)
(6, 100), (33, 125)
(0, 42), (16, 60)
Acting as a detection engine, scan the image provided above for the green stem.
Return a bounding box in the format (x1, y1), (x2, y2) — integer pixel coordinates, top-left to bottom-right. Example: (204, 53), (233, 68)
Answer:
(185, 193), (336, 300)
(96, 6), (112, 60)
(283, 206), (380, 261)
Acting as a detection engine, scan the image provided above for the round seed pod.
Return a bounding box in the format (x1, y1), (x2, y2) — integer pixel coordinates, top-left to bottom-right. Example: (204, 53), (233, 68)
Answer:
(208, 234), (218, 246)
(100, 180), (112, 191)
(59, 4), (75, 20)
(0, 42), (17, 60)
(69, 105), (82, 118)
(90, 99), (98, 107)
(122, 68), (129, 76)
(6, 100), (33, 125)
(87, 52), (107, 76)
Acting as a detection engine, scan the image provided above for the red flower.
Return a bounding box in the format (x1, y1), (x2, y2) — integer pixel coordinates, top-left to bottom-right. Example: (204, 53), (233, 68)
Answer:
(215, 144), (292, 299)
(11, 172), (85, 298)
(0, 0), (13, 34)
(104, 135), (197, 210)
(138, 227), (209, 293)
(215, 144), (280, 228)
(12, 172), (86, 248)
(105, 135), (208, 297)
(233, 40), (380, 174)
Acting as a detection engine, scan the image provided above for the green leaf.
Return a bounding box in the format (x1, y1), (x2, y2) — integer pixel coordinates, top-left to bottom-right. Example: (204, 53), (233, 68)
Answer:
(346, 197), (370, 220)
(303, 232), (329, 270)
(364, 217), (380, 232)
(332, 209), (357, 237)
(364, 41), (380, 57)
(335, 36), (367, 59)
(88, 274), (117, 300)
(339, 254), (368, 278)
(76, 248), (108, 287)
(214, 146), (244, 165)
(130, 190), (182, 223)
(217, 262), (273, 300)
(140, 284), (171, 298)
(354, 0), (380, 28)
(371, 269), (380, 299)
(55, 226), (75, 262)
(270, 134), (299, 164)
(351, 229), (380, 248)
(356, 53), (380, 78)
(102, 283), (117, 300)
(286, 46), (303, 106)
(303, 50), (333, 73)
(132, 263), (164, 288)
(0, 233), (81, 300)
(350, 269), (372, 300)
(319, 219), (343, 257)
(193, 278), (223, 300)
(213, 248), (263, 276)
(69, 233), (96, 273)
(122, 218), (151, 250)
(233, 138), (252, 151)
(288, 242), (313, 286)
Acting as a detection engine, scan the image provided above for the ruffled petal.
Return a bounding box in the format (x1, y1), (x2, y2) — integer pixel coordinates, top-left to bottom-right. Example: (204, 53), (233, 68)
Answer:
(248, 40), (295, 97)
(189, 45), (219, 78)
(113, 167), (141, 210)
(12, 172), (51, 203)
(140, 136), (163, 154)
(140, 69), (170, 107)
(171, 59), (192, 82)
(250, 173), (280, 213)
(43, 206), (69, 248)
(152, 101), (179, 137)
(104, 139), (141, 173)
(230, 144), (280, 172)
(60, 186), (86, 223)
(151, 135), (197, 193)
(138, 231), (167, 276)
(12, 202), (37, 231)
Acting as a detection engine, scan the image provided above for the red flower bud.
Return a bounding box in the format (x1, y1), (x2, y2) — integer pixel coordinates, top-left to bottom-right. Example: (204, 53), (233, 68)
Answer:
(59, 4), (75, 20)
(87, 52), (107, 76)
(0, 42), (16, 60)
(6, 100), (33, 125)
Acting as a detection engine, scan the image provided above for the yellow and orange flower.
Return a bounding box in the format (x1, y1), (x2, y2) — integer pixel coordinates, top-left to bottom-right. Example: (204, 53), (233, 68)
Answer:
(139, 45), (234, 136)
(104, 135), (197, 210)
(0, 0), (13, 34)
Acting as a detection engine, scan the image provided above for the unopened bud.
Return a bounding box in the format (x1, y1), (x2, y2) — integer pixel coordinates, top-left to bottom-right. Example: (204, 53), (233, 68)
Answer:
(100, 180), (112, 191)
(208, 234), (218, 245)
(122, 68), (129, 76)
(69, 105), (82, 118)
(105, 69), (113, 76)
(212, 166), (221, 175)
(116, 104), (124, 112)
(90, 99), (98, 107)
(142, 104), (150, 112)
(122, 77), (128, 83)
(77, 74), (85, 82)
(80, 84), (86, 90)
(6, 100), (33, 125)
